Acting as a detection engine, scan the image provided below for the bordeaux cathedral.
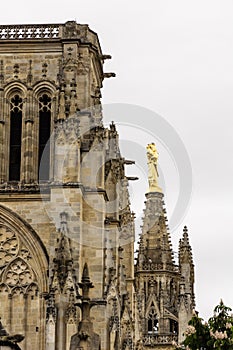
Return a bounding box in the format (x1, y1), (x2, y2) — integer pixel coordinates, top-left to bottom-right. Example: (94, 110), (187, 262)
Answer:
(0, 21), (195, 350)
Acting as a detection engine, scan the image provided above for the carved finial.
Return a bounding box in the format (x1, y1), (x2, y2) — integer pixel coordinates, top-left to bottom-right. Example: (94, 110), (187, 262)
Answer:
(60, 212), (68, 234)
(182, 226), (189, 245)
(78, 263), (94, 299)
(110, 121), (116, 132)
(146, 143), (162, 193)
(179, 225), (194, 266)
(82, 263), (90, 283)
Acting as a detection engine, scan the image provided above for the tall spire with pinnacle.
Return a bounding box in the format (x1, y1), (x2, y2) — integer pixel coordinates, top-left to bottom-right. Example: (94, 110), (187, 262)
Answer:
(135, 144), (179, 345)
(178, 226), (195, 344)
(136, 143), (174, 269)
(135, 143), (195, 348)
(179, 226), (195, 297)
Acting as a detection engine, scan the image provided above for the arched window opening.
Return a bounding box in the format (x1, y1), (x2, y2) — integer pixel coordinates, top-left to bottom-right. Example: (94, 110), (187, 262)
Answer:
(38, 94), (51, 181)
(169, 319), (178, 334)
(9, 94), (23, 181)
(147, 304), (158, 335)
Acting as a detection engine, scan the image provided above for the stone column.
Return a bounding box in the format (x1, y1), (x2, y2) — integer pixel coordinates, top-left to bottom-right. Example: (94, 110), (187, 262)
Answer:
(22, 90), (34, 183)
(55, 295), (68, 350)
(39, 294), (46, 350)
(0, 87), (5, 183)
(23, 119), (34, 183)
(24, 294), (28, 350)
(8, 294), (12, 333)
(0, 119), (5, 183)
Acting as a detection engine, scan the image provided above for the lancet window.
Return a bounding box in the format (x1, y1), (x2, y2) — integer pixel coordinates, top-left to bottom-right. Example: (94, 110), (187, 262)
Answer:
(147, 304), (158, 335)
(38, 93), (51, 180)
(9, 94), (23, 181)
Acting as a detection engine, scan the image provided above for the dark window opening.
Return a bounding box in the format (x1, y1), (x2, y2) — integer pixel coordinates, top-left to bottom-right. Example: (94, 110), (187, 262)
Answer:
(147, 304), (158, 335)
(148, 319), (153, 332)
(38, 94), (51, 181)
(169, 319), (178, 334)
(9, 95), (23, 181)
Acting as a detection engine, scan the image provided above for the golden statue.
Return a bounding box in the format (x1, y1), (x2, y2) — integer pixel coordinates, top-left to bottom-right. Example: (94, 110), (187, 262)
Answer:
(146, 143), (162, 193)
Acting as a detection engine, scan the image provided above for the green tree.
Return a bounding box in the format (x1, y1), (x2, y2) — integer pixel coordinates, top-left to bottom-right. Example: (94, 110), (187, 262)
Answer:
(175, 300), (233, 350)
(207, 300), (233, 349)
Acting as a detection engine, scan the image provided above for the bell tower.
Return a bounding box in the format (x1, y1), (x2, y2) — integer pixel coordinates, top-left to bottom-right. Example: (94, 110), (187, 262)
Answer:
(0, 21), (195, 350)
(0, 21), (111, 186)
(0, 21), (135, 350)
(135, 144), (195, 349)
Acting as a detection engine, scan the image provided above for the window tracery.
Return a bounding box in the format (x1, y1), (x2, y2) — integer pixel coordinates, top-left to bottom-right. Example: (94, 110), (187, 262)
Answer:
(147, 303), (158, 335)
(4, 258), (33, 287)
(0, 223), (35, 294)
(0, 224), (19, 266)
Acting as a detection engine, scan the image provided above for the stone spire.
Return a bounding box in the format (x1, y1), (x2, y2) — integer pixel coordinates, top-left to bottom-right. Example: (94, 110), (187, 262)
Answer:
(177, 226), (195, 344)
(136, 143), (174, 270)
(179, 226), (194, 263)
(178, 226), (195, 296)
(135, 144), (179, 347)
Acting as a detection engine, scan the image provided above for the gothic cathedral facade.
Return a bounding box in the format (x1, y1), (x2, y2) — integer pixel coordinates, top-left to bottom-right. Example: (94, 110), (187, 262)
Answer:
(0, 22), (195, 350)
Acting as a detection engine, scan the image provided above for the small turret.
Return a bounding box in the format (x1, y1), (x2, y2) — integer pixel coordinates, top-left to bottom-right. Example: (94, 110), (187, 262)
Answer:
(178, 226), (195, 295)
(178, 226), (195, 344)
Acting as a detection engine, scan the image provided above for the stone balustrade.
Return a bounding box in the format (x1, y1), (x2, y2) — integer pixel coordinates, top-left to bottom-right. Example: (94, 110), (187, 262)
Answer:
(143, 333), (178, 346)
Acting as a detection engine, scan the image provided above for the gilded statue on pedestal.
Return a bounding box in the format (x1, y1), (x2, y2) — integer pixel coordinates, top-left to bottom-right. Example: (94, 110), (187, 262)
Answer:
(146, 143), (162, 193)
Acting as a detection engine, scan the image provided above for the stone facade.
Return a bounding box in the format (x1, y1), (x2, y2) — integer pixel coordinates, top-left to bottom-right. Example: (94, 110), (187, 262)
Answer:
(0, 21), (195, 350)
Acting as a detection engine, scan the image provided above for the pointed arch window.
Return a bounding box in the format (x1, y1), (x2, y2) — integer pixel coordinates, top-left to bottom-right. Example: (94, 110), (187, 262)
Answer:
(38, 93), (51, 181)
(9, 94), (23, 181)
(147, 303), (158, 335)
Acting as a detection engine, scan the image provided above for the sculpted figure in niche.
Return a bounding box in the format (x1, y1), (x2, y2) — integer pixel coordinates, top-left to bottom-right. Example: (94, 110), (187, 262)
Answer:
(146, 143), (162, 193)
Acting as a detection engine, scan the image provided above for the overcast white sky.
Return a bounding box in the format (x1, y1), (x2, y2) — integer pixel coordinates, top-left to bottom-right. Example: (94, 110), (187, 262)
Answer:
(1, 0), (233, 321)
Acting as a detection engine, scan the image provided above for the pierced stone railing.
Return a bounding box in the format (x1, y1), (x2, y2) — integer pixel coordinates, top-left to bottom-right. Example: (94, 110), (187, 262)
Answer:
(135, 262), (179, 272)
(143, 334), (178, 346)
(0, 22), (101, 52)
(0, 24), (60, 40)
